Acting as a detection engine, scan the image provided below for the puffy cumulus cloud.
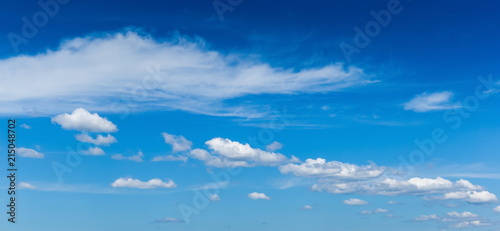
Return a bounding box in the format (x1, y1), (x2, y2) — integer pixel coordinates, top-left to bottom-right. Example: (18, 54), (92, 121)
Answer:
(82, 147), (105, 156)
(151, 155), (188, 162)
(51, 108), (117, 133)
(248, 192), (271, 200)
(0, 31), (371, 117)
(185, 138), (298, 168)
(111, 151), (144, 162)
(75, 133), (117, 146)
(494, 205), (500, 213)
(19, 182), (36, 189)
(265, 141), (283, 152)
(153, 217), (184, 223)
(162, 132), (192, 152)
(343, 198), (368, 205)
(414, 211), (491, 229)
(279, 158), (384, 180)
(209, 194), (220, 201)
(404, 91), (459, 112)
(441, 191), (498, 203)
(17, 147), (44, 158)
(111, 177), (176, 189)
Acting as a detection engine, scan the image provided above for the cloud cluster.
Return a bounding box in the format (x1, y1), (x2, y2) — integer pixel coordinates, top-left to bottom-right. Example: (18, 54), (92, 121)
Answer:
(279, 158), (384, 180)
(186, 138), (298, 168)
(414, 211), (491, 229)
(111, 177), (176, 189)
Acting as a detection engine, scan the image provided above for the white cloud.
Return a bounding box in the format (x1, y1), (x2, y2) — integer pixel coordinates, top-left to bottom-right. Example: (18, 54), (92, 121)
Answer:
(75, 133), (117, 146)
(17, 147), (44, 158)
(265, 141), (283, 152)
(359, 210), (372, 215)
(111, 177), (176, 189)
(279, 158), (384, 180)
(51, 108), (118, 132)
(82, 147), (105, 156)
(414, 214), (441, 221)
(151, 155), (188, 162)
(441, 191), (498, 203)
(446, 211), (478, 218)
(162, 132), (192, 152)
(404, 91), (459, 112)
(186, 138), (298, 168)
(452, 220), (490, 229)
(387, 201), (398, 204)
(248, 192), (271, 200)
(343, 198), (368, 205)
(19, 182), (36, 189)
(20, 124), (31, 129)
(111, 151), (144, 162)
(374, 208), (389, 213)
(153, 217), (184, 223)
(301, 205), (313, 210)
(0, 31), (371, 117)
(209, 193), (220, 201)
(494, 205), (500, 213)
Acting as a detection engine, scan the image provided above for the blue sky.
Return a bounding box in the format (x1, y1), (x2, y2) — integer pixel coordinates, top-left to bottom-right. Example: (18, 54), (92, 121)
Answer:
(1, 0), (500, 230)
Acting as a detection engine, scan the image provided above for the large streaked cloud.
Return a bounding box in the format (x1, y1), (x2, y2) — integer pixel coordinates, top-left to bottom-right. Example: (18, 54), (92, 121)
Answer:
(186, 138), (298, 168)
(404, 91), (459, 112)
(279, 158), (384, 180)
(17, 147), (44, 158)
(312, 177), (497, 203)
(162, 132), (192, 152)
(111, 177), (176, 189)
(0, 31), (371, 117)
(51, 108), (118, 132)
(75, 133), (117, 146)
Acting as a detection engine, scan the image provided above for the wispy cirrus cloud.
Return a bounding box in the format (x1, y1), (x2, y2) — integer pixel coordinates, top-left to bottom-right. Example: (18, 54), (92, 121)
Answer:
(404, 91), (459, 112)
(0, 30), (372, 117)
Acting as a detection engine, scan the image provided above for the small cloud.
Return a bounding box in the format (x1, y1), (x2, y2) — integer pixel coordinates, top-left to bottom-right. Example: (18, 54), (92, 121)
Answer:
(265, 141), (283, 152)
(360, 210), (372, 215)
(301, 205), (313, 210)
(321, 105), (331, 111)
(446, 211), (478, 218)
(153, 217), (184, 223)
(209, 193), (220, 201)
(20, 124), (31, 129)
(111, 177), (176, 189)
(343, 198), (368, 205)
(452, 220), (490, 229)
(17, 147), (44, 158)
(51, 108), (118, 132)
(387, 201), (398, 204)
(414, 214), (441, 221)
(248, 192), (271, 200)
(151, 155), (188, 162)
(162, 132), (192, 152)
(404, 91), (459, 112)
(82, 147), (105, 156)
(111, 151), (143, 162)
(494, 205), (500, 213)
(374, 208), (389, 213)
(19, 182), (36, 189)
(75, 133), (117, 146)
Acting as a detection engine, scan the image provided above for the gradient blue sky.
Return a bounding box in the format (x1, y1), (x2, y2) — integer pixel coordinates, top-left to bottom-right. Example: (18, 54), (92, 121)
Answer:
(1, 0), (500, 230)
